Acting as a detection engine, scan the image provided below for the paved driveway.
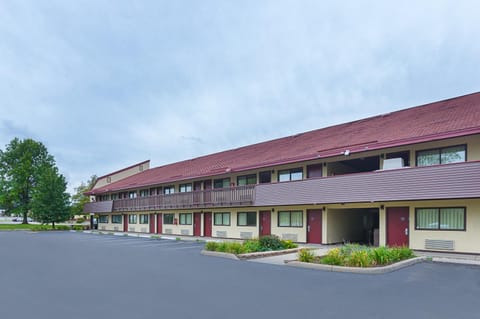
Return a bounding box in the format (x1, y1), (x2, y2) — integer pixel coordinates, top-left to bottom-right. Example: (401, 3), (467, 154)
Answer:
(0, 231), (479, 319)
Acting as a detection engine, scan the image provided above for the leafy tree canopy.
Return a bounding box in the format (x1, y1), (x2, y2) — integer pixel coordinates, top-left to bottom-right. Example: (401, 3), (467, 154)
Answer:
(70, 175), (97, 217)
(0, 138), (54, 223)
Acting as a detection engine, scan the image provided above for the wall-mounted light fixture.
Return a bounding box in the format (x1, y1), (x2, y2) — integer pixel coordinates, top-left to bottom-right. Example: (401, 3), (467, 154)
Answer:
(380, 205), (385, 210)
(343, 150), (351, 156)
(322, 206), (326, 212)
(271, 208), (275, 212)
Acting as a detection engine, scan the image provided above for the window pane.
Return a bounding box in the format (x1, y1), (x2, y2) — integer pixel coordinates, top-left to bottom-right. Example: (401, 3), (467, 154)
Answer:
(186, 214), (192, 225)
(417, 150), (440, 166)
(278, 171), (290, 182)
(112, 215), (122, 224)
(237, 176), (246, 186)
(291, 211), (303, 227)
(290, 169), (303, 181)
(164, 214), (174, 224)
(214, 213), (223, 225)
(246, 212), (256, 226)
(441, 146), (466, 164)
(278, 212), (290, 226)
(440, 208), (465, 230)
(223, 213), (230, 225)
(416, 208), (438, 229)
(238, 213), (247, 226)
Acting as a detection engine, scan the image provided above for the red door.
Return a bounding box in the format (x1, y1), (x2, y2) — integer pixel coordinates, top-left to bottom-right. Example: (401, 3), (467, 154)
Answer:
(149, 214), (155, 233)
(307, 210), (322, 244)
(194, 213), (202, 236)
(156, 213), (163, 234)
(123, 214), (128, 232)
(204, 212), (212, 237)
(259, 211), (271, 236)
(387, 207), (409, 247)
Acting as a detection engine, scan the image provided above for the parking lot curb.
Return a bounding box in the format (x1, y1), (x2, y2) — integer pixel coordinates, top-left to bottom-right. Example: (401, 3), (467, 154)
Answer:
(285, 256), (428, 274)
(201, 250), (240, 260)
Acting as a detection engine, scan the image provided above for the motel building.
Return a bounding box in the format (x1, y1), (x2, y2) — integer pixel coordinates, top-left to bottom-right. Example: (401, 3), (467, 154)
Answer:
(84, 92), (480, 254)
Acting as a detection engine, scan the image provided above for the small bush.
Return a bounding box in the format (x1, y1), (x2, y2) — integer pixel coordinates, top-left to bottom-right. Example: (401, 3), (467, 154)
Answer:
(259, 235), (284, 251)
(205, 242), (218, 251)
(281, 240), (298, 249)
(243, 239), (264, 253)
(321, 248), (344, 265)
(72, 225), (84, 231)
(76, 218), (85, 224)
(346, 250), (372, 267)
(225, 242), (246, 254)
(55, 225), (71, 231)
(298, 249), (315, 263)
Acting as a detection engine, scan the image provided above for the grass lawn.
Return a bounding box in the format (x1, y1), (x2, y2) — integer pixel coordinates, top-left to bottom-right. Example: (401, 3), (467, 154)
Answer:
(0, 224), (56, 231)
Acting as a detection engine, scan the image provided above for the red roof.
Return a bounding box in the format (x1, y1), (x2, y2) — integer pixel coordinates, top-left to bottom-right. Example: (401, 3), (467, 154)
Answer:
(88, 92), (480, 195)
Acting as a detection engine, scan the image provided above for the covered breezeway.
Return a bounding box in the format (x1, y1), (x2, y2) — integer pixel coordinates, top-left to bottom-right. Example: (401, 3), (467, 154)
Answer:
(325, 208), (379, 246)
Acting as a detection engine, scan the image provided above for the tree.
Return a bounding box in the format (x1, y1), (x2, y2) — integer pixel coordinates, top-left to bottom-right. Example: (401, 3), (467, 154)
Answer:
(0, 138), (54, 223)
(70, 175), (97, 217)
(31, 165), (70, 228)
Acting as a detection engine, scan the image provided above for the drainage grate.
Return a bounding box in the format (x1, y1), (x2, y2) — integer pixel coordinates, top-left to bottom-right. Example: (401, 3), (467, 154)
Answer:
(425, 239), (454, 250)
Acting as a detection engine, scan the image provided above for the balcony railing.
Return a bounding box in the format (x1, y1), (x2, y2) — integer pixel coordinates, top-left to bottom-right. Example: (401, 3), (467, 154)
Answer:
(111, 185), (256, 212)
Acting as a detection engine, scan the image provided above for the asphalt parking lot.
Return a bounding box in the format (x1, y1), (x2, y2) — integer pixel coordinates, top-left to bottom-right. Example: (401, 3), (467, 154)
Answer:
(1, 231), (479, 319)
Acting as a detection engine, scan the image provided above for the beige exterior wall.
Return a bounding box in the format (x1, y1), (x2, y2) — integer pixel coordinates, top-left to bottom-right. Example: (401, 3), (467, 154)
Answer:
(97, 214), (124, 232)
(160, 212), (194, 236)
(93, 161), (150, 190)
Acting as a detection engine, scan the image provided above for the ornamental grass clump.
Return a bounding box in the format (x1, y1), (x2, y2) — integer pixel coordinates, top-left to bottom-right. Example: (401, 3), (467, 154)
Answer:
(204, 235), (298, 255)
(298, 249), (316, 263)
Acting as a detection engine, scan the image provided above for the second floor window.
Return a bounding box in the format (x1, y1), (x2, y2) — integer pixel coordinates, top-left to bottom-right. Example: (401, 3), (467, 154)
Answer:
(237, 174), (257, 186)
(128, 191), (137, 199)
(214, 178), (230, 189)
(278, 168), (303, 182)
(139, 189), (149, 197)
(164, 186), (175, 195)
(416, 145), (466, 166)
(179, 183), (192, 192)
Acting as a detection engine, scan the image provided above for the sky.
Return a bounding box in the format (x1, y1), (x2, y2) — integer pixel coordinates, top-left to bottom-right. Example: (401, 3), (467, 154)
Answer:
(1, 0), (479, 194)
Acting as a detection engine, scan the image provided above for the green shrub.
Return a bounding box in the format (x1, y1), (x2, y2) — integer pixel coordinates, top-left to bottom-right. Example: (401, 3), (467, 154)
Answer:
(259, 235), (284, 251)
(243, 239), (264, 253)
(346, 250), (372, 267)
(321, 248), (344, 265)
(281, 240), (298, 249)
(225, 242), (246, 254)
(205, 242), (218, 251)
(72, 225), (84, 231)
(298, 249), (315, 263)
(55, 225), (71, 231)
(76, 218), (85, 224)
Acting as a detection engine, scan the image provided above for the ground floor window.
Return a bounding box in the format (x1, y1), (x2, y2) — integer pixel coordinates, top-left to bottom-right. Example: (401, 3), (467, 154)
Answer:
(415, 207), (466, 230)
(278, 211), (303, 227)
(214, 212), (230, 226)
(128, 214), (137, 224)
(139, 214), (149, 224)
(237, 212), (256, 226)
(98, 215), (108, 223)
(179, 213), (192, 225)
(164, 213), (174, 224)
(112, 215), (122, 224)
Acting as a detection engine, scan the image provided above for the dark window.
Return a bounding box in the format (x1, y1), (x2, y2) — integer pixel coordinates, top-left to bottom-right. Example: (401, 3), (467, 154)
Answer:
(237, 174), (257, 186)
(214, 178), (230, 189)
(259, 171), (271, 184)
(179, 183), (192, 192)
(128, 191), (137, 199)
(163, 213), (174, 225)
(415, 207), (466, 231)
(112, 215), (122, 224)
(307, 164), (323, 178)
(237, 212), (256, 226)
(139, 214), (149, 224)
(111, 193), (118, 200)
(278, 168), (303, 182)
(98, 215), (108, 223)
(214, 212), (230, 226)
(179, 213), (192, 225)
(386, 151), (410, 167)
(416, 145), (466, 167)
(128, 214), (137, 224)
(139, 189), (149, 197)
(278, 211), (303, 227)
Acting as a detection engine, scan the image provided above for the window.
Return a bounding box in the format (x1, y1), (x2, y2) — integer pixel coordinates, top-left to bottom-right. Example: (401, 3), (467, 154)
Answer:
(179, 213), (192, 225)
(416, 145), (466, 167)
(259, 171), (271, 183)
(179, 183), (192, 192)
(139, 189), (149, 197)
(214, 178), (230, 189)
(111, 193), (118, 200)
(128, 191), (137, 199)
(416, 207), (465, 230)
(214, 212), (230, 226)
(139, 214), (149, 224)
(98, 215), (109, 223)
(128, 214), (137, 224)
(278, 168), (303, 182)
(237, 174), (257, 186)
(163, 213), (174, 225)
(237, 212), (256, 226)
(164, 186), (175, 194)
(307, 164), (323, 178)
(278, 211), (303, 227)
(112, 215), (122, 224)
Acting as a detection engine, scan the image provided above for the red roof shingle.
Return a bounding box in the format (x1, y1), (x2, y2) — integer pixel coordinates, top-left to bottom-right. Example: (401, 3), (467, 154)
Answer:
(88, 92), (480, 194)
